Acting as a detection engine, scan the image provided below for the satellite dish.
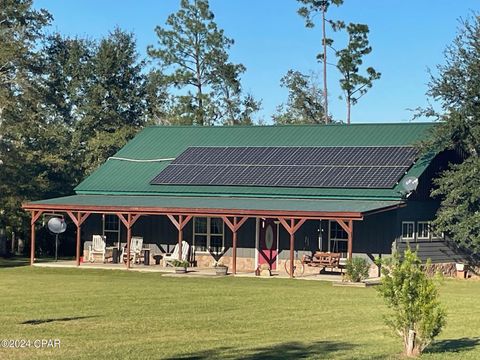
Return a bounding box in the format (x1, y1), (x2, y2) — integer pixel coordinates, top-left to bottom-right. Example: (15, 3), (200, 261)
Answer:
(401, 176), (419, 193)
(47, 217), (66, 262)
(47, 217), (67, 234)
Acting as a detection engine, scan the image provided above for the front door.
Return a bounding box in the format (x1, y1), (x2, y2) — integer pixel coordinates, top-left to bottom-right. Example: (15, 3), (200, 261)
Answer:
(258, 218), (277, 270)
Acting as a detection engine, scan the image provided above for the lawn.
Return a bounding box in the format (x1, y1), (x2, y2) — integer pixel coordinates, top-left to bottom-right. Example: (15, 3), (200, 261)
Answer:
(0, 259), (479, 359)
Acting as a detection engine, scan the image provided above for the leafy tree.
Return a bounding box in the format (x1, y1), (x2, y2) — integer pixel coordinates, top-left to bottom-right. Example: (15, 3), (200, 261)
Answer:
(0, 0), (51, 117)
(78, 28), (147, 173)
(0, 0), (52, 233)
(333, 23), (381, 125)
(148, 0), (258, 125)
(377, 249), (446, 357)
(145, 69), (174, 125)
(297, 0), (343, 124)
(421, 14), (480, 256)
(273, 70), (326, 124)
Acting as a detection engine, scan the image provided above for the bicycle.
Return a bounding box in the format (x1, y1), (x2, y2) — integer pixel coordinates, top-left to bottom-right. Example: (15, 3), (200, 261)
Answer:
(284, 250), (305, 277)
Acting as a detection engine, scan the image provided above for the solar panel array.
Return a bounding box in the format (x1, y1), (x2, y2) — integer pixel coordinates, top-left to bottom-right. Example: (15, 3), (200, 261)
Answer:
(151, 146), (417, 189)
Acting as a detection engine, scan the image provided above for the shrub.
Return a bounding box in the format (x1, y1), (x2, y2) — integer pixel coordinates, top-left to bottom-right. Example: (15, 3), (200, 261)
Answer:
(171, 260), (189, 268)
(377, 249), (446, 357)
(345, 257), (370, 282)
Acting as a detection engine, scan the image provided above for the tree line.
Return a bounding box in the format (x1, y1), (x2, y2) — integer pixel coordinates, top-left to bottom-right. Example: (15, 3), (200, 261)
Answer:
(0, 0), (379, 237)
(0, 0), (479, 259)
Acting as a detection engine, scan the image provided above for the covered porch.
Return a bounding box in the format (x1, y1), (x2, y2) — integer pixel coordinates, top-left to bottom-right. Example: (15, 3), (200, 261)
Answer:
(22, 194), (404, 278)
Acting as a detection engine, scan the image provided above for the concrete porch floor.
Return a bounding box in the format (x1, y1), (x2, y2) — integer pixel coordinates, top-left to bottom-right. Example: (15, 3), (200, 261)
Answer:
(32, 260), (348, 281)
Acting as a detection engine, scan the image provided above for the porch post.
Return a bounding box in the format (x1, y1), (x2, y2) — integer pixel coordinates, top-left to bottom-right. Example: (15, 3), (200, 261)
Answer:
(178, 215), (183, 259)
(336, 219), (353, 259)
(126, 213), (132, 269)
(76, 219), (81, 266)
(347, 220), (353, 259)
(222, 216), (249, 275)
(278, 217), (307, 278)
(66, 211), (91, 267)
(232, 218), (237, 274)
(30, 212), (36, 265)
(289, 218), (294, 278)
(30, 210), (43, 265)
(167, 215), (192, 262)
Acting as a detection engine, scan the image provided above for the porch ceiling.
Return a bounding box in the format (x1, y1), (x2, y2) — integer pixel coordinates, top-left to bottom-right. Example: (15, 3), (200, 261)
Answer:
(23, 194), (404, 219)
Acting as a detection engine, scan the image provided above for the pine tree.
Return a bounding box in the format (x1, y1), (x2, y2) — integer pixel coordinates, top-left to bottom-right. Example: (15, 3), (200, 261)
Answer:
(148, 0), (259, 125)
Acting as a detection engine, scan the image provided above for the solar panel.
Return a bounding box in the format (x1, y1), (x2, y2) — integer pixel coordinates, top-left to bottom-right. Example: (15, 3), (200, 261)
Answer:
(151, 146), (417, 189)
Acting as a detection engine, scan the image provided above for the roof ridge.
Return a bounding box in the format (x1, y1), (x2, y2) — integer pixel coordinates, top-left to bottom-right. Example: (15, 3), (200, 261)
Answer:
(145, 122), (435, 129)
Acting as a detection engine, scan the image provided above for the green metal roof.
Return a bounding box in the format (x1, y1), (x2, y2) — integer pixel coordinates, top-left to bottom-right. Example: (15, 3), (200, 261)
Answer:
(25, 194), (404, 217)
(75, 123), (436, 201)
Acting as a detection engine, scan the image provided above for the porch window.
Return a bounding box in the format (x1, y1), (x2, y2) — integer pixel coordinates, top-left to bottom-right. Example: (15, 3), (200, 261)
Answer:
(328, 221), (348, 253)
(417, 222), (430, 240)
(193, 217), (224, 253)
(103, 214), (120, 245)
(401, 221), (415, 241)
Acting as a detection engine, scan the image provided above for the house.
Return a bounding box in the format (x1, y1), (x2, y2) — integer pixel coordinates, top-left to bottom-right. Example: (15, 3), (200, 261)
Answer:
(22, 123), (466, 276)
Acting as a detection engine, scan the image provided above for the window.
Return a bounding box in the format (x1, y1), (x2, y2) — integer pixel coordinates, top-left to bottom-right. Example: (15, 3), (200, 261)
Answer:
(401, 221), (415, 240)
(103, 214), (120, 245)
(193, 217), (224, 253)
(417, 222), (430, 240)
(328, 221), (348, 253)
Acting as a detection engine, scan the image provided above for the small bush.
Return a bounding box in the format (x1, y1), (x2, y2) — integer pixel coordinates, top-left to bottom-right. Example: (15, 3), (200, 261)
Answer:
(377, 249), (446, 357)
(171, 260), (189, 268)
(345, 257), (370, 282)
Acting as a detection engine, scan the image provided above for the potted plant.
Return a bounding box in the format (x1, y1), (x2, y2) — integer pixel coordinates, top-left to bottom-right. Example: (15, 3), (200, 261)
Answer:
(171, 259), (189, 274)
(213, 261), (228, 276)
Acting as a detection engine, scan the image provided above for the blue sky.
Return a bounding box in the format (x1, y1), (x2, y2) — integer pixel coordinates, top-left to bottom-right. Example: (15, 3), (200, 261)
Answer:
(35, 0), (479, 124)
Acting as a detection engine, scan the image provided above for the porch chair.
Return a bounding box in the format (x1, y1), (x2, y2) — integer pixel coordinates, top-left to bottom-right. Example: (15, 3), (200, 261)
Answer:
(88, 235), (107, 263)
(163, 241), (190, 267)
(121, 236), (144, 264)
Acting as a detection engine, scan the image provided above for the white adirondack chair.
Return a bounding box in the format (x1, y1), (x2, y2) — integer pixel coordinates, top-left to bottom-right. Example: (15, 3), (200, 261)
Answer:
(121, 236), (144, 264)
(89, 235), (106, 263)
(164, 241), (190, 267)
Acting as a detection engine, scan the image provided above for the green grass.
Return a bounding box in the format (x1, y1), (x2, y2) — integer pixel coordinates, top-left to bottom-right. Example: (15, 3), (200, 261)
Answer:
(0, 259), (479, 359)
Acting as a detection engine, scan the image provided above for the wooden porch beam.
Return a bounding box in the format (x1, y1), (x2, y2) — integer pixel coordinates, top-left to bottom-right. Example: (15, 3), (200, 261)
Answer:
(277, 217), (293, 234)
(131, 213), (142, 225)
(75, 212), (82, 266)
(30, 210), (43, 265)
(126, 213), (132, 269)
(79, 212), (91, 226)
(116, 213), (129, 229)
(278, 217), (307, 278)
(23, 203), (366, 220)
(336, 219), (353, 236)
(347, 220), (353, 259)
(234, 216), (249, 232)
(167, 214), (180, 230)
(289, 218), (295, 278)
(178, 215), (183, 261)
(179, 215), (192, 229)
(222, 216), (235, 232)
(66, 210), (78, 227)
(31, 210), (44, 225)
(221, 216), (249, 275)
(292, 219), (307, 234)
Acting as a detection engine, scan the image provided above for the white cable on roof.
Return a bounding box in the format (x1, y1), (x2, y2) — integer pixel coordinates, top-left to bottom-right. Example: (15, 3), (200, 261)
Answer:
(108, 156), (175, 162)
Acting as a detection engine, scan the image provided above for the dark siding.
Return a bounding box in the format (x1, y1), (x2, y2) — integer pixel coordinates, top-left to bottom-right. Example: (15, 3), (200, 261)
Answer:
(354, 210), (397, 254)
(397, 241), (468, 263)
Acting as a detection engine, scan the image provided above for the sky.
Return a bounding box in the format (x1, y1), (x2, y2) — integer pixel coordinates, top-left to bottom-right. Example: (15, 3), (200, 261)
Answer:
(34, 0), (479, 124)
